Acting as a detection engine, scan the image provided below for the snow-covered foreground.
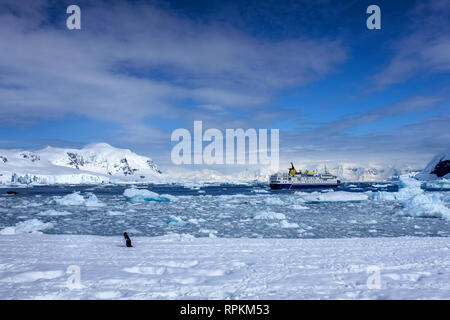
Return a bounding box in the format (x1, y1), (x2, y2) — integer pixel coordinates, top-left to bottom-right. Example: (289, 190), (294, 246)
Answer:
(0, 234), (449, 299)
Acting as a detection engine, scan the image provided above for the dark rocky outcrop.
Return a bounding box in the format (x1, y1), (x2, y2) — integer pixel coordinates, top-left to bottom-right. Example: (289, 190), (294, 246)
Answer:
(67, 152), (84, 169)
(431, 160), (450, 178)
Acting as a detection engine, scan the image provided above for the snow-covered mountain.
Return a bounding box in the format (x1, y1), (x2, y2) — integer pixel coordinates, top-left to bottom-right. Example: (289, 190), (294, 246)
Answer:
(0, 143), (166, 185)
(0, 142), (429, 185)
(272, 162), (414, 182)
(332, 163), (415, 182)
(165, 163), (414, 184)
(416, 148), (450, 180)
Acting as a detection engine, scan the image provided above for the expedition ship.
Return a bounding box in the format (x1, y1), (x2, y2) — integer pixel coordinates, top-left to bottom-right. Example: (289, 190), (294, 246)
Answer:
(269, 163), (340, 190)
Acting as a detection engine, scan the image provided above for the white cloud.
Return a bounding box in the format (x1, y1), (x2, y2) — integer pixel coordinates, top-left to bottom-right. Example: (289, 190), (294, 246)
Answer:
(0, 0), (347, 137)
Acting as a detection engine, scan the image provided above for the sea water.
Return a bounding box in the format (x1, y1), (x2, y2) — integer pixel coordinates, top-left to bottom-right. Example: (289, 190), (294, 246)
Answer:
(0, 182), (449, 238)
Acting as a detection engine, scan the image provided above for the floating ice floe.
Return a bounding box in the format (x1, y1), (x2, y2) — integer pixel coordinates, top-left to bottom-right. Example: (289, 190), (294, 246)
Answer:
(0, 219), (53, 235)
(252, 189), (269, 193)
(252, 211), (286, 220)
(51, 192), (105, 207)
(167, 215), (188, 226)
(424, 179), (450, 190)
(38, 209), (72, 216)
(263, 197), (284, 205)
(123, 188), (176, 202)
(267, 220), (299, 228)
(297, 191), (369, 202)
(277, 220), (299, 228)
(291, 204), (309, 210)
(105, 210), (125, 216)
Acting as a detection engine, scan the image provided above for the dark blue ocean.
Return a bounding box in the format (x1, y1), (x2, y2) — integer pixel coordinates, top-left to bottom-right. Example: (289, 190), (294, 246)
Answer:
(1, 182), (449, 239)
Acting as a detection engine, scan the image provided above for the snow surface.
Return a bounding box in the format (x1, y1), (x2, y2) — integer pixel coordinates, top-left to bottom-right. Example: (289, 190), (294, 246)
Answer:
(0, 234), (448, 299)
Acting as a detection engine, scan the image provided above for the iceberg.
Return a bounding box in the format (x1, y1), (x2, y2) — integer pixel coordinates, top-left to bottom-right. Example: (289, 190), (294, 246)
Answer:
(402, 193), (450, 220)
(123, 188), (174, 202)
(52, 192), (105, 206)
(369, 175), (450, 221)
(370, 175), (423, 201)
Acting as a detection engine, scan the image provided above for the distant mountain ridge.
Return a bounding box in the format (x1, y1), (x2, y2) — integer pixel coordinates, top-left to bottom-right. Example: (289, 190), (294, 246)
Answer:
(1, 142), (445, 185)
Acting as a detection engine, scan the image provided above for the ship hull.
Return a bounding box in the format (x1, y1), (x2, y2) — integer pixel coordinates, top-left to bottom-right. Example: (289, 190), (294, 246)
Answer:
(270, 183), (339, 190)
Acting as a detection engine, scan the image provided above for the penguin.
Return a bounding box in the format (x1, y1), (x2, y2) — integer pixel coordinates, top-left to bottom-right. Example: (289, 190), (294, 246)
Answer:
(123, 232), (133, 247)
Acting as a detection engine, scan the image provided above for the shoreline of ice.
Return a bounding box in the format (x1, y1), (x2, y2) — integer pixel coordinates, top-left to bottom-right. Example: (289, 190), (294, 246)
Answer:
(0, 233), (448, 299)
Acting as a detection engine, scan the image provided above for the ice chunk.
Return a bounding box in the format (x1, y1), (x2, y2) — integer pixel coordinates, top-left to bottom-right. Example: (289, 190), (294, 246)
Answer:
(38, 209), (72, 216)
(52, 192), (105, 206)
(424, 179), (450, 190)
(292, 204), (309, 210)
(52, 192), (84, 205)
(0, 219), (53, 235)
(370, 175), (423, 201)
(268, 220), (299, 228)
(123, 188), (173, 202)
(372, 184), (390, 188)
(398, 175), (423, 190)
(106, 210), (125, 216)
(84, 194), (105, 207)
(278, 220), (299, 228)
(252, 189), (269, 193)
(252, 211), (286, 220)
(263, 197), (284, 205)
(167, 215), (187, 226)
(297, 191), (368, 202)
(401, 193), (450, 220)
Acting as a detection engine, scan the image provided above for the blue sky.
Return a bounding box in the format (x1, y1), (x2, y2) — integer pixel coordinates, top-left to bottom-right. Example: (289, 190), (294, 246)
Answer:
(0, 0), (449, 169)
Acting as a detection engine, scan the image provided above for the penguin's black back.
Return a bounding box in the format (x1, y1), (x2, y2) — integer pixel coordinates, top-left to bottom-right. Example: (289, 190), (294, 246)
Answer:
(123, 232), (133, 247)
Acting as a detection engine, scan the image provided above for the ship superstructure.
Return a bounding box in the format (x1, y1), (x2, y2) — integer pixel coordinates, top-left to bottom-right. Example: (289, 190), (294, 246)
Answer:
(269, 163), (340, 189)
